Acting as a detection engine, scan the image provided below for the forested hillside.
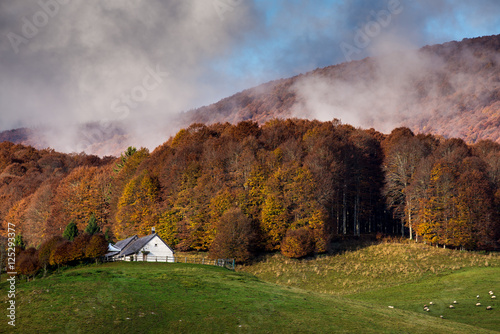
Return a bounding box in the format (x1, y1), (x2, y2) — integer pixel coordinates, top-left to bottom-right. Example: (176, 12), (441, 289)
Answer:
(1, 119), (499, 262)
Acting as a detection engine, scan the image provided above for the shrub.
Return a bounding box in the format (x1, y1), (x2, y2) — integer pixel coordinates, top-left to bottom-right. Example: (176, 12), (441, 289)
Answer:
(38, 236), (65, 268)
(209, 208), (256, 263)
(16, 247), (40, 278)
(85, 234), (109, 259)
(281, 227), (315, 258)
(50, 241), (72, 266)
(69, 233), (92, 262)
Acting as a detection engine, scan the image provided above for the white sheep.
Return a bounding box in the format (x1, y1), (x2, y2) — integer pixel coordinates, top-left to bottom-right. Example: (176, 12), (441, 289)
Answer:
(476, 302), (482, 306)
(449, 305), (454, 309)
(486, 306), (493, 310)
(492, 296), (496, 299)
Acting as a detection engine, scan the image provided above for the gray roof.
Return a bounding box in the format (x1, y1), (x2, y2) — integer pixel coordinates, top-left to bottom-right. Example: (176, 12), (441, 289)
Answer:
(114, 235), (138, 250)
(107, 233), (174, 258)
(105, 235), (138, 258)
(121, 233), (158, 256)
(105, 251), (120, 257)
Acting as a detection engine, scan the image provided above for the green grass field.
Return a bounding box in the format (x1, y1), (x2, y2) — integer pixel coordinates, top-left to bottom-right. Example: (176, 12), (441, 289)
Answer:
(1, 243), (499, 333)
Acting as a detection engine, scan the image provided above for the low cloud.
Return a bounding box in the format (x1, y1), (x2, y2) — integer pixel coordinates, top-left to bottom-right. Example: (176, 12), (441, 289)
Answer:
(0, 0), (260, 153)
(290, 0), (500, 134)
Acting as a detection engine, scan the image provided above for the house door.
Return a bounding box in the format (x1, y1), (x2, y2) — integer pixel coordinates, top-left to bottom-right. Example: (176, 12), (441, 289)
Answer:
(143, 253), (147, 261)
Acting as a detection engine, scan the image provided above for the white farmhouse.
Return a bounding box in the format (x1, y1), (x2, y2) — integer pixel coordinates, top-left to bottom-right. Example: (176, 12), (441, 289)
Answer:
(106, 230), (175, 263)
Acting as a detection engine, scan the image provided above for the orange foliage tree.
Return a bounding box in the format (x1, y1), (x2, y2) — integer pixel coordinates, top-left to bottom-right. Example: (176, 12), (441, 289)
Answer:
(209, 208), (256, 263)
(281, 227), (315, 258)
(115, 170), (159, 239)
(85, 234), (109, 261)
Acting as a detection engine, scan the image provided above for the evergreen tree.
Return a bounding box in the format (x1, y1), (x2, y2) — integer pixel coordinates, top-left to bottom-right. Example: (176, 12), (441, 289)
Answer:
(14, 234), (26, 250)
(84, 214), (100, 235)
(62, 221), (79, 241)
(103, 227), (112, 243)
(114, 146), (137, 173)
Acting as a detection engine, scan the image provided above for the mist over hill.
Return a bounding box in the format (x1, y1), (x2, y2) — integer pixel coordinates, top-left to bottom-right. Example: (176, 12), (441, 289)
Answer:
(187, 34), (500, 143)
(1, 34), (500, 155)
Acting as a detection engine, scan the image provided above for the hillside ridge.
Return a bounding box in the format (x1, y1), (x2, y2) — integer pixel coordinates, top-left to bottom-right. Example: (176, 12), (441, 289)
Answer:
(186, 34), (500, 143)
(2, 34), (500, 155)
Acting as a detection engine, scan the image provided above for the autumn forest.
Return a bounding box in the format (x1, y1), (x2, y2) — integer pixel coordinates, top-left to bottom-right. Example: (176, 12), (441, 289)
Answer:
(1, 119), (499, 264)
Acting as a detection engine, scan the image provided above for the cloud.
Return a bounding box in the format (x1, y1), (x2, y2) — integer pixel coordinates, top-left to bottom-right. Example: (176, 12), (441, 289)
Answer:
(288, 0), (500, 132)
(290, 50), (438, 132)
(0, 0), (260, 153)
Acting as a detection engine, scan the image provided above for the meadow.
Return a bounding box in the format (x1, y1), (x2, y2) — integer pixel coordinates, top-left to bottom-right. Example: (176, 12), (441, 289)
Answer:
(0, 242), (498, 333)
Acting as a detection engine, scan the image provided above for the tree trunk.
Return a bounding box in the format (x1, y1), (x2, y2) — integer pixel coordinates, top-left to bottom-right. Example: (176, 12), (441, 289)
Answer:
(354, 182), (360, 237)
(342, 188), (347, 235)
(408, 201), (413, 240)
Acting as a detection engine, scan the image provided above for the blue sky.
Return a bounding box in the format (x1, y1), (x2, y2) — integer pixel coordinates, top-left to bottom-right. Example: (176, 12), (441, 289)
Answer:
(214, 0), (500, 86)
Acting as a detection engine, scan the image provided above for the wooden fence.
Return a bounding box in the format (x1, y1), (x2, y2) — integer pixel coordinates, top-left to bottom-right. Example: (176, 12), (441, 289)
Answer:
(104, 255), (235, 271)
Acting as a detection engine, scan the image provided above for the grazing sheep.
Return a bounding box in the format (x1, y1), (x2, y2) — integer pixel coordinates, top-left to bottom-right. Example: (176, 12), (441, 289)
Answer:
(453, 301), (458, 304)
(486, 306), (493, 310)
(489, 291), (494, 295)
(492, 296), (496, 299)
(440, 315), (444, 319)
(476, 302), (482, 306)
(449, 305), (454, 309)
(388, 306), (394, 309)
(477, 295), (480, 298)
(429, 301), (434, 305)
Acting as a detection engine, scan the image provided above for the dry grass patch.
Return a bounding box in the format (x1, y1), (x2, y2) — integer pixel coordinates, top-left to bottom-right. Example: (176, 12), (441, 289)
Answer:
(238, 242), (500, 295)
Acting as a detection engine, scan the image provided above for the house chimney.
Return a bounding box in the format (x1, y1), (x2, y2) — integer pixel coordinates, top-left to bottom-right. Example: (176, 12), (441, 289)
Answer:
(152, 226), (155, 234)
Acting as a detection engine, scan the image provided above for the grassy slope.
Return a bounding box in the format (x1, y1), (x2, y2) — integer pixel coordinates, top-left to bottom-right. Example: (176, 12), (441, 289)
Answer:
(239, 242), (500, 295)
(238, 242), (500, 332)
(348, 267), (499, 331)
(0, 243), (498, 333)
